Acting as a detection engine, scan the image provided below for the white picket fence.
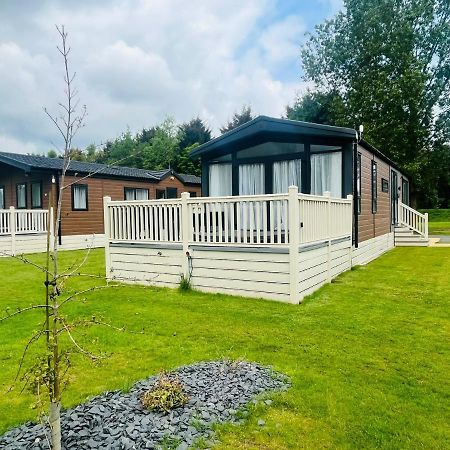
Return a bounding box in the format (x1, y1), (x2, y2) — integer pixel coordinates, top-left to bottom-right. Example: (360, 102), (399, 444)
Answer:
(0, 207), (50, 256)
(104, 189), (353, 247)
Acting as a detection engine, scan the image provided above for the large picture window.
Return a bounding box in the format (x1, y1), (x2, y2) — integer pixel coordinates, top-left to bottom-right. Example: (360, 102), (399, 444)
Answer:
(16, 183), (27, 209)
(371, 161), (378, 213)
(311, 152), (342, 197)
(239, 163), (265, 195)
(72, 184), (88, 211)
(273, 159), (302, 193)
(124, 187), (149, 200)
(0, 186), (4, 209)
(31, 182), (42, 208)
(209, 164), (232, 197)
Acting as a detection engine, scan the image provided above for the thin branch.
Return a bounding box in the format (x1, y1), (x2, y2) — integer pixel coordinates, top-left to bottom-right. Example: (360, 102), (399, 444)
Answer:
(59, 317), (105, 361)
(0, 305), (51, 322)
(9, 326), (47, 392)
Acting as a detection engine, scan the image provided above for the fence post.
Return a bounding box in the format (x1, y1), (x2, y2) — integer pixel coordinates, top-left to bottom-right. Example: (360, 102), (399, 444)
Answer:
(347, 194), (353, 267)
(181, 192), (191, 280)
(9, 206), (16, 256)
(424, 212), (429, 240)
(324, 191), (331, 283)
(288, 186), (300, 304)
(49, 207), (55, 251)
(103, 197), (112, 279)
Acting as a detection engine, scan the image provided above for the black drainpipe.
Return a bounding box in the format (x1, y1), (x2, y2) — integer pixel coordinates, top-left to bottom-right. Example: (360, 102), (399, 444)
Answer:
(353, 140), (359, 248)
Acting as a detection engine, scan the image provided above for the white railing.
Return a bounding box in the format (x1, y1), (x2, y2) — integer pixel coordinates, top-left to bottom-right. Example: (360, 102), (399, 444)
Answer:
(399, 202), (428, 239)
(187, 194), (289, 245)
(107, 200), (182, 242)
(105, 188), (353, 247)
(0, 208), (49, 235)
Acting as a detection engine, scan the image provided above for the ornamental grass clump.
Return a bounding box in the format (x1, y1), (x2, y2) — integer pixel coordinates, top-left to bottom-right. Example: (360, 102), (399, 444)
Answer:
(141, 372), (188, 413)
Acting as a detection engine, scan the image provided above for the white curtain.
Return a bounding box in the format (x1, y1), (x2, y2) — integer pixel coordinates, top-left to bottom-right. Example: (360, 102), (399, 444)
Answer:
(239, 163), (265, 195)
(0, 187), (4, 209)
(73, 185), (87, 209)
(209, 164), (232, 196)
(31, 183), (41, 208)
(135, 189), (149, 200)
(311, 152), (342, 197)
(125, 189), (135, 200)
(17, 184), (26, 208)
(273, 159), (302, 193)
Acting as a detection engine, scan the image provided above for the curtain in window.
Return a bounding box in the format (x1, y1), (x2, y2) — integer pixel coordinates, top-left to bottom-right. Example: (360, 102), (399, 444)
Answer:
(73, 185), (87, 209)
(31, 183), (41, 208)
(238, 163), (265, 195)
(0, 187), (4, 209)
(273, 159), (302, 193)
(17, 184), (26, 208)
(135, 189), (148, 200)
(209, 164), (232, 197)
(125, 189), (135, 200)
(311, 152), (342, 197)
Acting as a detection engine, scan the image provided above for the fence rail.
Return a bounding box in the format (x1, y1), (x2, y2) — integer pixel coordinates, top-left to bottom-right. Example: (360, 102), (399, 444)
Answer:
(105, 188), (353, 247)
(0, 208), (49, 235)
(399, 202), (428, 238)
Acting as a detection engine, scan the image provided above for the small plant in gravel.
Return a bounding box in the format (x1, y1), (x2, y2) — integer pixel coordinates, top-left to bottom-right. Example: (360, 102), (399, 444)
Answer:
(141, 372), (188, 413)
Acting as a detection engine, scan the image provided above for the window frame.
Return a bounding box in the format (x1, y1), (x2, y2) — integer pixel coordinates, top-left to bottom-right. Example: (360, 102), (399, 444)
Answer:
(124, 187), (149, 201)
(371, 161), (378, 214)
(356, 152), (361, 214)
(402, 178), (409, 205)
(166, 187), (178, 199)
(71, 184), (88, 211)
(156, 189), (166, 199)
(31, 181), (43, 209)
(0, 185), (5, 210)
(16, 183), (27, 209)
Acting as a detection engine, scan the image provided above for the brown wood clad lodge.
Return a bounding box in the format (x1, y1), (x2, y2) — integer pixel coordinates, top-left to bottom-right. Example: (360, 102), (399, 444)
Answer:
(0, 152), (200, 247)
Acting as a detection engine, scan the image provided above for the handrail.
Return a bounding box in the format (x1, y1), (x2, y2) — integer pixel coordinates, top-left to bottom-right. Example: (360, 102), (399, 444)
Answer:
(398, 202), (428, 239)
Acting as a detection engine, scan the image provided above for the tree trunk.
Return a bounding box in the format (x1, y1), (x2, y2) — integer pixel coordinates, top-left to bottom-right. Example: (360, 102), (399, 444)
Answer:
(49, 401), (61, 450)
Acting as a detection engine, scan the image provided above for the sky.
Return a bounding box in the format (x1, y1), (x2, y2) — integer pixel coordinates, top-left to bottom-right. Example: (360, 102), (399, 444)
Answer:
(0, 0), (343, 155)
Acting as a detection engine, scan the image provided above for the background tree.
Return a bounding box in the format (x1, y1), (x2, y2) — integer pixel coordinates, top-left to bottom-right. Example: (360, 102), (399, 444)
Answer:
(174, 117), (211, 175)
(286, 91), (345, 125)
(300, 0), (450, 207)
(220, 105), (254, 134)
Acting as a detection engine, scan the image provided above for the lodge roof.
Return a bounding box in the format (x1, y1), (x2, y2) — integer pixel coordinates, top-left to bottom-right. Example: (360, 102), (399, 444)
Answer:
(0, 152), (201, 185)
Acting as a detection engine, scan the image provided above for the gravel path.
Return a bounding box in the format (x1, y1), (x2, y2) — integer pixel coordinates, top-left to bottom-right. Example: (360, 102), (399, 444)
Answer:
(0, 360), (289, 449)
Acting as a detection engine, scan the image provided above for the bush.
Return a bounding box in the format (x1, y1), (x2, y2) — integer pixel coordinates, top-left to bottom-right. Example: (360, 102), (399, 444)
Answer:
(141, 372), (188, 413)
(179, 274), (191, 292)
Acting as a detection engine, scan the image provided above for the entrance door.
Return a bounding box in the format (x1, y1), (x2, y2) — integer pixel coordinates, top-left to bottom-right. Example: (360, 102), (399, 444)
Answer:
(391, 170), (398, 225)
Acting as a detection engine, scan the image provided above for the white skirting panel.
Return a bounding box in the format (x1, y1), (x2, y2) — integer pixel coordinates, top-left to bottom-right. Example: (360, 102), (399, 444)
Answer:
(189, 246), (291, 302)
(109, 244), (183, 288)
(298, 238), (352, 299)
(0, 234), (48, 257)
(59, 234), (106, 251)
(352, 232), (394, 266)
(106, 233), (395, 304)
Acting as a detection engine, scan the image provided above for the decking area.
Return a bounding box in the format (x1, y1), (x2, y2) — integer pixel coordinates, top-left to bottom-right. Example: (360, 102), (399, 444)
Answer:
(104, 187), (358, 303)
(0, 208), (49, 256)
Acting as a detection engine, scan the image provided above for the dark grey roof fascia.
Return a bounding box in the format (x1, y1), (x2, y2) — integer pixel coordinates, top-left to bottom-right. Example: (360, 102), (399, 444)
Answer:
(0, 152), (198, 183)
(190, 115), (357, 158)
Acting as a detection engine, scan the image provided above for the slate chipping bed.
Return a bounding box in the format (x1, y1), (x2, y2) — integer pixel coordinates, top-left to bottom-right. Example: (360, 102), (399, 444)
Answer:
(0, 360), (289, 450)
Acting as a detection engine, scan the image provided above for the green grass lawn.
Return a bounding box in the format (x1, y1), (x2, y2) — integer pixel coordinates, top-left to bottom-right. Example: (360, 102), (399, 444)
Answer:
(0, 248), (449, 449)
(429, 221), (450, 235)
(419, 208), (450, 222)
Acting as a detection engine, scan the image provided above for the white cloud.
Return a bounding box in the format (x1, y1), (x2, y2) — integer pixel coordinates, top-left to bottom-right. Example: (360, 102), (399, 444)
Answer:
(0, 0), (309, 154)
